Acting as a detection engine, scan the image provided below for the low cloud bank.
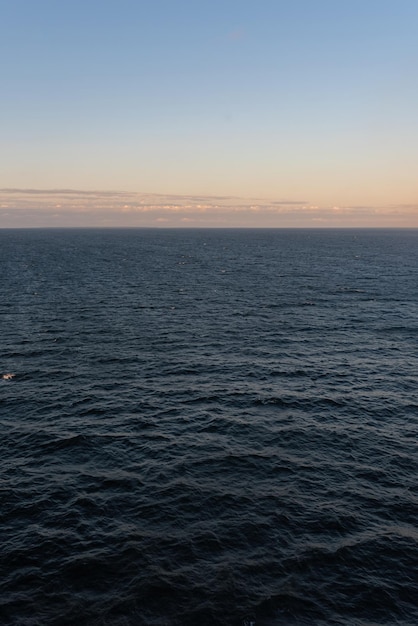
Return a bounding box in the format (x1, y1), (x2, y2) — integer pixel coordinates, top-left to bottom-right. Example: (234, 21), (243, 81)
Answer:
(0, 189), (416, 228)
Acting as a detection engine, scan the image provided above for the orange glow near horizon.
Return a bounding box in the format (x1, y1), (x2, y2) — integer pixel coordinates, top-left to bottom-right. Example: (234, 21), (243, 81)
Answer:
(0, 188), (417, 228)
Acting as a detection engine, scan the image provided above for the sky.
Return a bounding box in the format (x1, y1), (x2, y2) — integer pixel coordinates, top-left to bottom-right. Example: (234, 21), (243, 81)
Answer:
(1, 0), (418, 227)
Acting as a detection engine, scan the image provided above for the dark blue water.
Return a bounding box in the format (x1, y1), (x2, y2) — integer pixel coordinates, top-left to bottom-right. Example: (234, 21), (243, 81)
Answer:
(1, 228), (418, 626)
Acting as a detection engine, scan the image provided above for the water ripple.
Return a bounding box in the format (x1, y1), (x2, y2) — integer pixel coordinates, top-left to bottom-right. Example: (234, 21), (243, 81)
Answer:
(1, 228), (418, 625)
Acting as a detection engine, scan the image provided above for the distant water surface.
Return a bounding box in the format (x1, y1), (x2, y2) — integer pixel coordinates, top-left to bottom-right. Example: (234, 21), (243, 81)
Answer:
(1, 228), (418, 625)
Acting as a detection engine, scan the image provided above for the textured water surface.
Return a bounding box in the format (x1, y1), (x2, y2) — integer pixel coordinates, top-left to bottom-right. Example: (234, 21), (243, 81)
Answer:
(1, 228), (418, 625)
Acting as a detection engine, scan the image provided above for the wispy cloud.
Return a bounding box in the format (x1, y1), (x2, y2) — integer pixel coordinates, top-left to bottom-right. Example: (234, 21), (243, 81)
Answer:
(0, 189), (417, 228)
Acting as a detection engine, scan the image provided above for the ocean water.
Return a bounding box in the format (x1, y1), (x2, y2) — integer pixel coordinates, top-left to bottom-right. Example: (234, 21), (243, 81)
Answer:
(1, 228), (418, 626)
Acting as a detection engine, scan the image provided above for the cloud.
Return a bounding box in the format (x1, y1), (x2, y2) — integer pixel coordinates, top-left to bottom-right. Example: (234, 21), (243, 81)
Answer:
(0, 188), (132, 197)
(0, 188), (417, 228)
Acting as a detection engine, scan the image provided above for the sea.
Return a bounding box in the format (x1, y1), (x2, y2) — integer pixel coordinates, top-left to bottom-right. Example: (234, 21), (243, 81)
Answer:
(1, 228), (418, 626)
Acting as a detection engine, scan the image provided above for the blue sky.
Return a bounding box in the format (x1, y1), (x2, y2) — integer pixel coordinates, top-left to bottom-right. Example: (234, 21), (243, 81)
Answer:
(1, 1), (418, 226)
